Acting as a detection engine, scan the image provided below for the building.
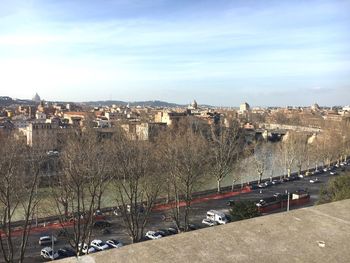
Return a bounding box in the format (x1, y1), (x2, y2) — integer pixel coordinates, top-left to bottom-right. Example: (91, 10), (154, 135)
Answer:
(154, 111), (187, 126)
(239, 102), (250, 113)
(311, 103), (321, 111)
(35, 111), (46, 121)
(32, 93), (41, 103)
(26, 122), (58, 151)
(63, 112), (87, 126)
(136, 122), (167, 141)
(122, 122), (166, 141)
(188, 99), (198, 110)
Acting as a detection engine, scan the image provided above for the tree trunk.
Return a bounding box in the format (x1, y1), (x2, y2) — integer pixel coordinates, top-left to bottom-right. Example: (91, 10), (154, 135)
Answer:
(217, 180), (221, 193)
(97, 192), (102, 210)
(298, 165), (302, 176)
(287, 168), (291, 177)
(231, 179), (236, 191)
(258, 172), (263, 184)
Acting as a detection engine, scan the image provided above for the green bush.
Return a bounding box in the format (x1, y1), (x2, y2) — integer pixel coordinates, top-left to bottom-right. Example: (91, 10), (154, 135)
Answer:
(229, 200), (261, 221)
(318, 173), (350, 204)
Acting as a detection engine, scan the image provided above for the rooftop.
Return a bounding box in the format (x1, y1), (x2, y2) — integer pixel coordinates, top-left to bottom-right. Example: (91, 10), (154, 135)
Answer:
(61, 199), (350, 263)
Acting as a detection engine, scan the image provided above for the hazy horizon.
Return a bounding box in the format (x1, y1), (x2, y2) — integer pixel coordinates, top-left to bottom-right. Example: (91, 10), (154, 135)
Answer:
(0, 0), (349, 106)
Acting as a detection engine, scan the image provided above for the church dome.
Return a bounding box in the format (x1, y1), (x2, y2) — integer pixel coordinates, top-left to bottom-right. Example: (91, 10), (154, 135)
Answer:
(32, 93), (41, 102)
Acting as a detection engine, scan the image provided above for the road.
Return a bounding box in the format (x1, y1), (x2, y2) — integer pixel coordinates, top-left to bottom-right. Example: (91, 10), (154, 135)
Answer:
(2, 164), (348, 263)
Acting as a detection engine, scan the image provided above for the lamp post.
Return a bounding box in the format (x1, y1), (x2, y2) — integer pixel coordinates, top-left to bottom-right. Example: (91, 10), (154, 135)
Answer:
(285, 189), (290, 212)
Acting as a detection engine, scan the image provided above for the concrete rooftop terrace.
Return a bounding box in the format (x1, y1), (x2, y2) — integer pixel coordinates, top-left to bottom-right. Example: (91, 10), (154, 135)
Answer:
(61, 199), (350, 263)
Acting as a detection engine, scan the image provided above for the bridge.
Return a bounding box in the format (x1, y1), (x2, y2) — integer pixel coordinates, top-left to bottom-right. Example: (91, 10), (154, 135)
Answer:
(252, 123), (322, 142)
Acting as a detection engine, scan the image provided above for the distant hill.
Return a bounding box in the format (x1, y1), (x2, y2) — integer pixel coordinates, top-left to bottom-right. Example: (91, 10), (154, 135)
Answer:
(0, 96), (213, 108)
(83, 100), (184, 108)
(0, 96), (35, 107)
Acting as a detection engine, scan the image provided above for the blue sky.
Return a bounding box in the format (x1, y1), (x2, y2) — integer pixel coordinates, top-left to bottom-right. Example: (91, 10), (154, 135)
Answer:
(0, 0), (349, 106)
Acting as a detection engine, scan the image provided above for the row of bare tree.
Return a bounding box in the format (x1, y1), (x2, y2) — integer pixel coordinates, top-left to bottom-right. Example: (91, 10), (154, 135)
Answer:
(249, 121), (350, 183)
(0, 119), (245, 261)
(1, 119), (349, 261)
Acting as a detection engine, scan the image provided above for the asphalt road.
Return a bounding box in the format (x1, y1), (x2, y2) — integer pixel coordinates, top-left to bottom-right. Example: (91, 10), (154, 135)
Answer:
(2, 164), (349, 263)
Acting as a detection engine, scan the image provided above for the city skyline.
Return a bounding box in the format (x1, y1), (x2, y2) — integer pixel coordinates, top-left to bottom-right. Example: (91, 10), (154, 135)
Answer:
(0, 0), (349, 106)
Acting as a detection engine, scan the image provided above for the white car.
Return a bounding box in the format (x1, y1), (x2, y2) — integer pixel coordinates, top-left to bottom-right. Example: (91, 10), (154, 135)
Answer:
(106, 239), (123, 248)
(330, 171), (337, 175)
(255, 199), (266, 207)
(145, 231), (163, 240)
(90, 240), (109, 251)
(39, 236), (57, 246)
(41, 247), (59, 260)
(202, 218), (218, 226)
(309, 178), (319, 183)
(78, 243), (96, 254)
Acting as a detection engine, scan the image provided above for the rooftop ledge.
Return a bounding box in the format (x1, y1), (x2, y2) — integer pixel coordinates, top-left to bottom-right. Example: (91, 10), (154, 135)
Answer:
(61, 199), (350, 263)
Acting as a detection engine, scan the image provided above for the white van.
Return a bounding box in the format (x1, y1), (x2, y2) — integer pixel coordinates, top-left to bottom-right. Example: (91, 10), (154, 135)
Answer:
(206, 210), (228, 225)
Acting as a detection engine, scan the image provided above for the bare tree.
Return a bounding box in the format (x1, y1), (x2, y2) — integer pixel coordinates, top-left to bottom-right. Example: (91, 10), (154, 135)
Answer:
(249, 142), (274, 183)
(314, 129), (337, 168)
(209, 121), (245, 193)
(279, 132), (300, 178)
(52, 128), (108, 256)
(111, 137), (162, 243)
(293, 133), (309, 176)
(162, 128), (209, 232)
(0, 139), (43, 263)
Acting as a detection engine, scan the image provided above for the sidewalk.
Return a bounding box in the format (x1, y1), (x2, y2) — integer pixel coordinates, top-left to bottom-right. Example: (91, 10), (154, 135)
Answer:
(152, 186), (251, 211)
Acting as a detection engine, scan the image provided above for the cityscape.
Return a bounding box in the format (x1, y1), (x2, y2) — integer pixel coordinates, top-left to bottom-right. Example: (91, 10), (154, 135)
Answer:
(1, 0), (350, 263)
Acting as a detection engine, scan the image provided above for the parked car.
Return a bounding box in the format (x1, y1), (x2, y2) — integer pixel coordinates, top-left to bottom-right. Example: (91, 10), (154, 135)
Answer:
(39, 236), (57, 246)
(157, 229), (174, 237)
(255, 199), (266, 207)
(273, 193), (282, 198)
(309, 178), (320, 183)
(226, 200), (235, 206)
(258, 183), (266, 188)
(166, 227), (178, 235)
(312, 169), (321, 175)
(94, 210), (103, 216)
(90, 240), (109, 251)
(41, 247), (59, 260)
(288, 176), (300, 181)
(57, 247), (76, 258)
(249, 184), (259, 190)
(93, 220), (111, 228)
(202, 218), (218, 226)
(330, 171), (338, 175)
(145, 231), (163, 240)
(78, 243), (96, 254)
(264, 181), (273, 187)
(272, 179), (281, 185)
(187, 223), (200, 231)
(106, 239), (123, 248)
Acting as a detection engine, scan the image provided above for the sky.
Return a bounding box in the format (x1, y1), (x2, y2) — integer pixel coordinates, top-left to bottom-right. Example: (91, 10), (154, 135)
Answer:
(0, 0), (349, 106)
